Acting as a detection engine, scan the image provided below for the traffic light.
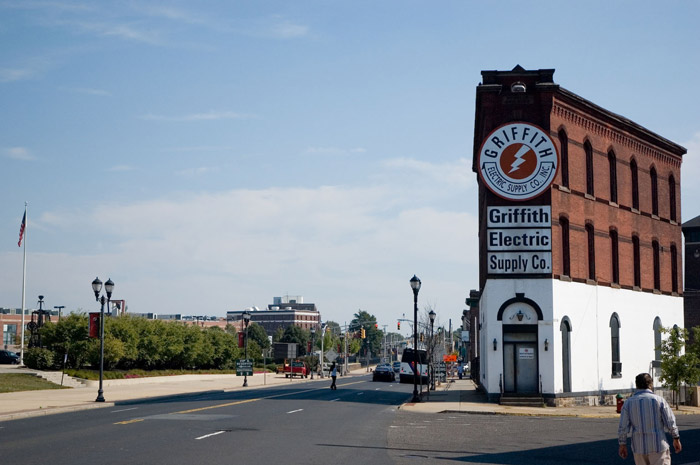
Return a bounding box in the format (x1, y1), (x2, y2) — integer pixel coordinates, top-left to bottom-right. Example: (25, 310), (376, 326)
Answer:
(397, 321), (401, 330)
(374, 323), (378, 329)
(361, 328), (366, 339)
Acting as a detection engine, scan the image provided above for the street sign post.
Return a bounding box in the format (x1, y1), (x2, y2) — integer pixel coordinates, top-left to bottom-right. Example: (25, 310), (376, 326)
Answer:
(236, 359), (253, 376)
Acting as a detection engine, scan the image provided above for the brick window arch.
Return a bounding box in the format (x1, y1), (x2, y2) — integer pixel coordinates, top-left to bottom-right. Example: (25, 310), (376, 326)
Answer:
(560, 216), (570, 276)
(630, 159), (639, 210)
(610, 229), (619, 284)
(650, 166), (659, 216)
(669, 174), (677, 222)
(585, 141), (594, 196)
(558, 129), (569, 188)
(632, 235), (641, 288)
(671, 244), (678, 293)
(586, 223), (596, 281)
(608, 150), (617, 203)
(652, 240), (660, 290)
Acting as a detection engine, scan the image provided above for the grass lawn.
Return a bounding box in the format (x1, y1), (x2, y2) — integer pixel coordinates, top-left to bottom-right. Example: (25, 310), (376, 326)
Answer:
(0, 374), (70, 393)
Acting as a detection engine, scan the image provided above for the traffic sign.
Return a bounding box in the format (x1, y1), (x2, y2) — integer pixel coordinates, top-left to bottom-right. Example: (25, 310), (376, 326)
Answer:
(236, 359), (253, 376)
(324, 349), (338, 362)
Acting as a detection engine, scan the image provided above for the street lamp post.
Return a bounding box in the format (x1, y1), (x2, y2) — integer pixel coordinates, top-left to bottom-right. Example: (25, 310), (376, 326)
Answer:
(310, 327), (316, 379)
(91, 277), (114, 403)
(242, 311), (251, 387)
(410, 275), (421, 403)
(54, 305), (65, 322)
(429, 309), (436, 391)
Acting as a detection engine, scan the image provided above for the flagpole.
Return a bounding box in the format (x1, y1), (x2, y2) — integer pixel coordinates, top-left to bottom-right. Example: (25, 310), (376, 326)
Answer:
(20, 202), (27, 366)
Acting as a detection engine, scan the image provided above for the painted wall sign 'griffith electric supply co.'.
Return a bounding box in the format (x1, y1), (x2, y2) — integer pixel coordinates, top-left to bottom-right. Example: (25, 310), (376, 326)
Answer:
(487, 206), (552, 274)
(478, 122), (559, 201)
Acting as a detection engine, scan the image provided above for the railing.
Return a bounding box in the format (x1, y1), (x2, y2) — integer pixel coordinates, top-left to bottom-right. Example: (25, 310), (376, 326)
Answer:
(499, 373), (503, 395)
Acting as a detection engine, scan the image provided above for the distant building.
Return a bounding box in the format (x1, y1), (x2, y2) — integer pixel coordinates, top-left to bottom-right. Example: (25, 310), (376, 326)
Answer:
(1, 307), (58, 350)
(227, 295), (321, 335)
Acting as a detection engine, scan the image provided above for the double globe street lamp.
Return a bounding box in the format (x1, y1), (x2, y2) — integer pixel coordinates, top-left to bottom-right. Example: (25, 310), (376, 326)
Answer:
(242, 311), (251, 387)
(91, 277), (114, 403)
(429, 309), (436, 391)
(410, 275), (421, 403)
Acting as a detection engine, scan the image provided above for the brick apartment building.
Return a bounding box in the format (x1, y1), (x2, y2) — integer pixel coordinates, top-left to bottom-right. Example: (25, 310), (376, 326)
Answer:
(473, 66), (686, 405)
(227, 296), (320, 336)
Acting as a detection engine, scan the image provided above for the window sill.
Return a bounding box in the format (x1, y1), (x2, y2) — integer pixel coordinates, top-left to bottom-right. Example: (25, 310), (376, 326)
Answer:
(608, 201), (619, 208)
(612, 374), (622, 379)
(584, 193), (596, 201)
(611, 283), (621, 289)
(652, 214), (660, 220)
(586, 279), (597, 285)
(558, 185), (571, 193)
(559, 275), (572, 282)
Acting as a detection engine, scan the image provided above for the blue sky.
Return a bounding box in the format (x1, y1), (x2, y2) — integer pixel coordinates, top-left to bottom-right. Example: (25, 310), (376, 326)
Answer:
(2, 1), (700, 329)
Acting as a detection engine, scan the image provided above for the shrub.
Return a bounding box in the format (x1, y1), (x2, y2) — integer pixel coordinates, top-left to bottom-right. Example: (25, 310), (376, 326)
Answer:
(23, 347), (58, 370)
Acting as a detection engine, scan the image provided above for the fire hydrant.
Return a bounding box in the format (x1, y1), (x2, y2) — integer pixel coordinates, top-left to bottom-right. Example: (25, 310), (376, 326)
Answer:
(616, 393), (624, 414)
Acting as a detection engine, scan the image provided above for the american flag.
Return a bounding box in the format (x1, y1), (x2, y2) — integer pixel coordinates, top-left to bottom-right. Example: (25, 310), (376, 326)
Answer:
(18, 211), (26, 247)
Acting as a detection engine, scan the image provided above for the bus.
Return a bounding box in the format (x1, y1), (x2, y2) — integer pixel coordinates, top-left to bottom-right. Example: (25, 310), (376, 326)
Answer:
(399, 348), (428, 384)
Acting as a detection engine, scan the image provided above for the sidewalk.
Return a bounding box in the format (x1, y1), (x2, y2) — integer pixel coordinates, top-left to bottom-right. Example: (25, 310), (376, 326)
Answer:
(399, 377), (700, 418)
(0, 364), (353, 422)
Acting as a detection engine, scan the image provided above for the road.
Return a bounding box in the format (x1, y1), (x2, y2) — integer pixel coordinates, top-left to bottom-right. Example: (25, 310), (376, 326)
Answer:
(2, 374), (410, 465)
(2, 375), (699, 465)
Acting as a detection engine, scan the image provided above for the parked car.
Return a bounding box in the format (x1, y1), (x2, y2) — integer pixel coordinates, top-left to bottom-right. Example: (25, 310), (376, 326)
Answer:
(0, 350), (20, 364)
(372, 363), (396, 382)
(392, 361), (401, 373)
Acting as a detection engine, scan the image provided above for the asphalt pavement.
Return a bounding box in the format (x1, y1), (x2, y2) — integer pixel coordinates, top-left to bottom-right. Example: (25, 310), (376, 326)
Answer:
(2, 364), (700, 422)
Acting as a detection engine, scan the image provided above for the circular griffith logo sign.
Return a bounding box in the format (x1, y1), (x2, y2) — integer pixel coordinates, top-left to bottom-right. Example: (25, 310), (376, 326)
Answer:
(478, 122), (559, 201)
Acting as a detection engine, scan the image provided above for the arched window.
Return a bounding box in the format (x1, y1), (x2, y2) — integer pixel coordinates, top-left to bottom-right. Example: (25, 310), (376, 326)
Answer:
(560, 317), (572, 393)
(669, 175), (677, 222)
(610, 313), (621, 377)
(653, 317), (662, 362)
(608, 150), (617, 203)
(586, 223), (596, 281)
(632, 235), (641, 288)
(652, 240), (660, 290)
(631, 159), (639, 210)
(671, 244), (678, 293)
(558, 129), (569, 188)
(585, 141), (594, 196)
(560, 216), (570, 276)
(651, 166), (659, 216)
(610, 229), (619, 284)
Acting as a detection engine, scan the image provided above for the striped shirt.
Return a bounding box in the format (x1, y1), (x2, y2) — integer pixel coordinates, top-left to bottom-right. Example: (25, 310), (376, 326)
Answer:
(618, 389), (679, 454)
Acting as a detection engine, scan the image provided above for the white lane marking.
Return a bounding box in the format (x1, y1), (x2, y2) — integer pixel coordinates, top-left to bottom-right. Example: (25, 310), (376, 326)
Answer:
(287, 409), (304, 414)
(330, 398), (340, 402)
(195, 431), (226, 440)
(111, 407), (138, 413)
(375, 388), (381, 391)
(356, 392), (364, 396)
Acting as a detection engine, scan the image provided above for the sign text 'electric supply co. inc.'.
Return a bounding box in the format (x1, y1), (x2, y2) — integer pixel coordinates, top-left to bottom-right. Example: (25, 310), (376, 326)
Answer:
(486, 206), (552, 274)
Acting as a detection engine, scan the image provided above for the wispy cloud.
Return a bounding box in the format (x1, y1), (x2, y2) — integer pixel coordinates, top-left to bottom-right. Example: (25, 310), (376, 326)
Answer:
(304, 147), (367, 156)
(175, 166), (219, 177)
(382, 157), (475, 189)
(108, 164), (135, 172)
(268, 19), (309, 39)
(71, 20), (164, 45)
(59, 86), (112, 96)
(4, 147), (35, 161)
(139, 111), (255, 122)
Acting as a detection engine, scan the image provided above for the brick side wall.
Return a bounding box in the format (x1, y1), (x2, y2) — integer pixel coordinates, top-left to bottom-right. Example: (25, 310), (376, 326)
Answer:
(549, 101), (683, 295)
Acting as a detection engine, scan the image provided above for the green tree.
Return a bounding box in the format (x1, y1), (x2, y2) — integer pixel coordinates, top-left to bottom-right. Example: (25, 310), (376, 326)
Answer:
(280, 325), (310, 355)
(659, 326), (700, 409)
(247, 322), (270, 350)
(351, 310), (382, 356)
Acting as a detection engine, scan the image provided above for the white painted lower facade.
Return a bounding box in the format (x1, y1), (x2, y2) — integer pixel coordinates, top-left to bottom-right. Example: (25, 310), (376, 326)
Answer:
(479, 278), (684, 400)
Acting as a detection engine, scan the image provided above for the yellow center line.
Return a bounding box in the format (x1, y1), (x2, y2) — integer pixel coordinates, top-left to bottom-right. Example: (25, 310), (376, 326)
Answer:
(115, 378), (370, 424)
(114, 418), (145, 425)
(173, 398), (260, 414)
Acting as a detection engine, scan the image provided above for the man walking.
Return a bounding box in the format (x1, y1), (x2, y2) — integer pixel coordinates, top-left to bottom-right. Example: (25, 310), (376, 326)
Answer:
(618, 373), (682, 464)
(330, 362), (337, 390)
